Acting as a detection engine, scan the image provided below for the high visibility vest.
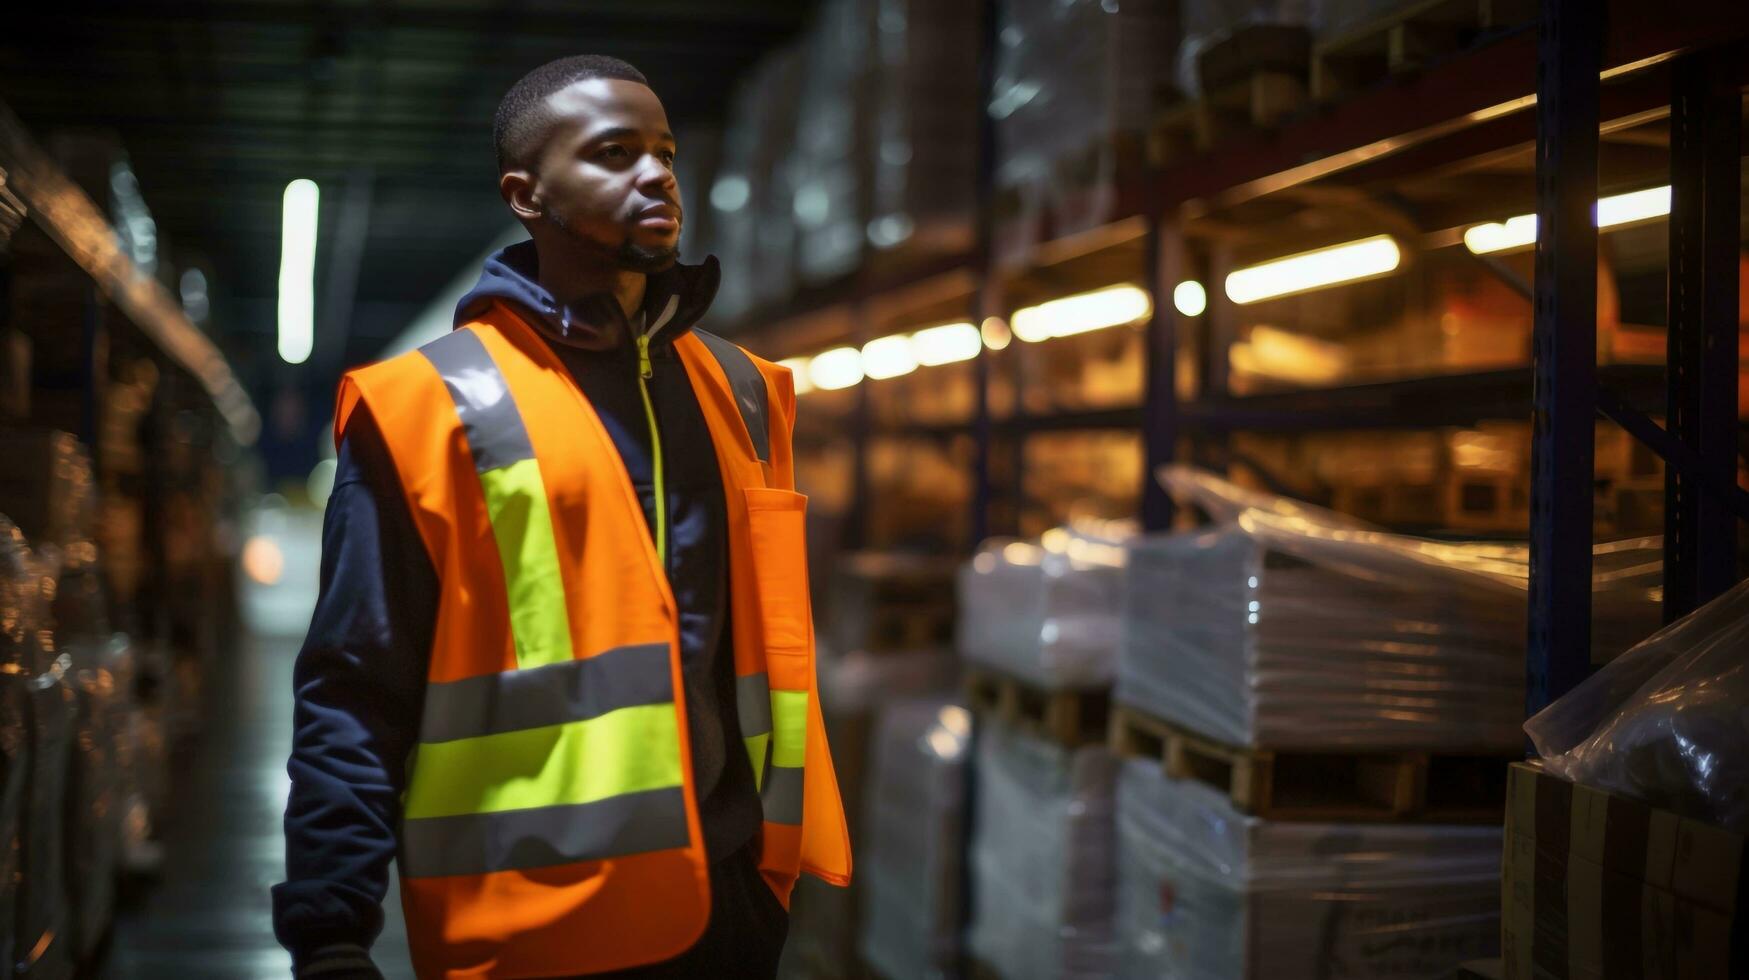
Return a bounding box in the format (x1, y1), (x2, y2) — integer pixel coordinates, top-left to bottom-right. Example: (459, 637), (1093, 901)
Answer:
(333, 302), (851, 979)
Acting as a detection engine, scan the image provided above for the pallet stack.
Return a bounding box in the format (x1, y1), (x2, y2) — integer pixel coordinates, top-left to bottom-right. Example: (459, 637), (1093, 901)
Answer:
(1100, 467), (1665, 977)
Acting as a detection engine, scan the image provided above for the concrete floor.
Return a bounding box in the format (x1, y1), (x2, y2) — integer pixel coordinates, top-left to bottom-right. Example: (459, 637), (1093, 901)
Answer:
(96, 632), (417, 979)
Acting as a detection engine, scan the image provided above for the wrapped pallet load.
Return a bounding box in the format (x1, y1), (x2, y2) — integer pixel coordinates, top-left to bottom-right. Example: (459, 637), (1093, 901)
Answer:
(1115, 758), (1503, 979)
(1119, 466), (1662, 752)
(866, 0), (980, 258)
(792, 0), (873, 286)
(957, 520), (1134, 690)
(990, 0), (1178, 264)
(967, 720), (1118, 979)
(859, 699), (973, 980)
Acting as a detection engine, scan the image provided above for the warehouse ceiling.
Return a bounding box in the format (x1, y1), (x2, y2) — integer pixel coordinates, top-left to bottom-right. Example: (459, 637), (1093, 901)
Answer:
(0, 0), (814, 393)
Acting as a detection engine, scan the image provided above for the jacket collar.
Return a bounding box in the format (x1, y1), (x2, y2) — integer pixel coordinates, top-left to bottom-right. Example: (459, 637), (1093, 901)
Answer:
(453, 240), (721, 353)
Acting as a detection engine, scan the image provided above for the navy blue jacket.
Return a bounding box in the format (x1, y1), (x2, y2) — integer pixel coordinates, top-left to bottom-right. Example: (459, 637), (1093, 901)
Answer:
(272, 243), (763, 970)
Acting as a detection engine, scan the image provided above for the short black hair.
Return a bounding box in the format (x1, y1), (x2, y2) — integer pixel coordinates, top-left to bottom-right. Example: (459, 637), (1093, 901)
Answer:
(493, 55), (649, 173)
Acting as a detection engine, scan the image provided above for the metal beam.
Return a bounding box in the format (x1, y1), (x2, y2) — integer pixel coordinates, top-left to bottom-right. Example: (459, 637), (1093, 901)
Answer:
(1526, 0), (1602, 716)
(1140, 215), (1181, 532)
(1663, 51), (1743, 619)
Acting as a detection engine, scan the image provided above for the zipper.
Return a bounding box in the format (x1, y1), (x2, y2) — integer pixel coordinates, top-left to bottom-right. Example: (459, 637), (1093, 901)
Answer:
(636, 329), (668, 569)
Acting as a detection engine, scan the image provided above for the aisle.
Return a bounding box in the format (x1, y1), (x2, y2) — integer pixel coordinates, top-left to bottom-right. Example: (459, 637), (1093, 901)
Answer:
(97, 632), (417, 979)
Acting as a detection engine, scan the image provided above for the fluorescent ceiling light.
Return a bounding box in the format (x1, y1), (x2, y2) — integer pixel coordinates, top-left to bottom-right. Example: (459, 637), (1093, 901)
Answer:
(1225, 235), (1402, 305)
(1011, 284), (1151, 343)
(278, 178), (319, 365)
(910, 322), (981, 366)
(1463, 185), (1673, 255)
(861, 335), (918, 380)
(779, 357), (814, 395)
(808, 346), (864, 390)
(1173, 280), (1207, 317)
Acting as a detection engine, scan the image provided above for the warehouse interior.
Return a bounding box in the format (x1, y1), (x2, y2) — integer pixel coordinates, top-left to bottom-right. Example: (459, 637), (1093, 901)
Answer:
(2, 0), (1747, 977)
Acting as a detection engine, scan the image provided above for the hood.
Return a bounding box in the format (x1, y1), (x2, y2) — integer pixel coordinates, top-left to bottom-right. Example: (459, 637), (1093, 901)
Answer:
(453, 240), (721, 352)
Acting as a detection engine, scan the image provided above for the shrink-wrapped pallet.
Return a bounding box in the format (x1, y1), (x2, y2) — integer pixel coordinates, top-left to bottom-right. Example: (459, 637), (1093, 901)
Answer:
(1115, 759), (1502, 979)
(792, 0), (873, 286)
(967, 720), (1117, 979)
(867, 0), (980, 257)
(990, 0), (1178, 260)
(0, 517), (77, 976)
(1115, 467), (1662, 752)
(859, 699), (972, 980)
(957, 522), (1133, 690)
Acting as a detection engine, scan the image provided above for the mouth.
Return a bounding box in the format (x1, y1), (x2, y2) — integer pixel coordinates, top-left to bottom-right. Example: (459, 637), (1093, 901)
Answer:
(633, 205), (680, 232)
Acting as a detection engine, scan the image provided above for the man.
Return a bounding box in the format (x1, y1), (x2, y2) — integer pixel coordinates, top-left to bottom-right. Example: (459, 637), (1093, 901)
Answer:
(272, 55), (850, 979)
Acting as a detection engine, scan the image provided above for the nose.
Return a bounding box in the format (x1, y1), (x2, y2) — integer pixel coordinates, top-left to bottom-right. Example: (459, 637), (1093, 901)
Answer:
(637, 154), (676, 195)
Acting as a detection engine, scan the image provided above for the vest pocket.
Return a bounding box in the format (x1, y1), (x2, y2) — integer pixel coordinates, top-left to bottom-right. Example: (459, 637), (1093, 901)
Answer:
(742, 488), (811, 662)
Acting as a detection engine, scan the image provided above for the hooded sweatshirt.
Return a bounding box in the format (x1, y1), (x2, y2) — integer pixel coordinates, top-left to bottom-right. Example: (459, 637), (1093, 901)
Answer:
(273, 242), (764, 969)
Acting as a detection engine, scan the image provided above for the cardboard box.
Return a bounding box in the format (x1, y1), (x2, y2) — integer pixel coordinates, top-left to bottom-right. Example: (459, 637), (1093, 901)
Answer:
(1502, 762), (1746, 980)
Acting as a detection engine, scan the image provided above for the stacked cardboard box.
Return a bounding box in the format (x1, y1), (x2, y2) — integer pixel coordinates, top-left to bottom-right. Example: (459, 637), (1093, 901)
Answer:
(1502, 763), (1745, 980)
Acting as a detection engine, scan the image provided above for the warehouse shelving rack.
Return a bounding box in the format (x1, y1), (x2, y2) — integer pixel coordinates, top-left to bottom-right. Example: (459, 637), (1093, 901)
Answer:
(734, 0), (1749, 711)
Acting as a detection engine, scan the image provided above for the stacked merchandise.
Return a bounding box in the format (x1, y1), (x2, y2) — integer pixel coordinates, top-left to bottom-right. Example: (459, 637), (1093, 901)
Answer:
(1118, 467), (1663, 752)
(956, 521), (1133, 690)
(708, 44), (806, 322)
(0, 431), (156, 973)
(1175, 0), (1315, 100)
(1114, 758), (1504, 978)
(1, 516), (77, 977)
(866, 0), (980, 258)
(990, 0), (1178, 264)
(858, 699), (973, 980)
(792, 0), (873, 286)
(967, 720), (1118, 978)
(779, 651), (959, 979)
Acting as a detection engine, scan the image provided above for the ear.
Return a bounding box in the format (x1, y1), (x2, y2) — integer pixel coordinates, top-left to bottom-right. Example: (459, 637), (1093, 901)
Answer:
(499, 168), (542, 222)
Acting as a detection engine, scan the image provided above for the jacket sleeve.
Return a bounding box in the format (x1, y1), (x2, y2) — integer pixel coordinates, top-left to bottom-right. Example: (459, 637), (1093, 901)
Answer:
(272, 403), (435, 975)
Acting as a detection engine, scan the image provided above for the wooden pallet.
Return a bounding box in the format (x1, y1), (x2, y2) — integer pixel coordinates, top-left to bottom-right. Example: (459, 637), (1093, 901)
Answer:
(1109, 705), (1513, 822)
(964, 666), (1109, 748)
(1312, 0), (1536, 102)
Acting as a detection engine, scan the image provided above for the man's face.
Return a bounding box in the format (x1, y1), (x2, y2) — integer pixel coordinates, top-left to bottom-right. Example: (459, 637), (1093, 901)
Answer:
(528, 78), (681, 271)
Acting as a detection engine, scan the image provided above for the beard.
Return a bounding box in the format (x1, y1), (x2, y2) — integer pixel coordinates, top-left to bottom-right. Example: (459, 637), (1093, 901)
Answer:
(544, 207), (680, 273)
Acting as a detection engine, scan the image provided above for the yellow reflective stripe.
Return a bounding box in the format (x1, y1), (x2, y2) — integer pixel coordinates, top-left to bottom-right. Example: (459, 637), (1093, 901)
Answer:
(477, 457), (573, 669)
(403, 702), (682, 820)
(770, 689), (808, 769)
(743, 732), (771, 791)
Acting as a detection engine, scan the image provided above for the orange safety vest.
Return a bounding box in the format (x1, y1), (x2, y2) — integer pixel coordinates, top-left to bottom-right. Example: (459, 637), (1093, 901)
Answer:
(333, 302), (851, 978)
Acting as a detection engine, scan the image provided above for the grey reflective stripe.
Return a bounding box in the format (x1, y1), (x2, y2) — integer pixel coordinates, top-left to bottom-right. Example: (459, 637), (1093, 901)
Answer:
(736, 672), (772, 737)
(762, 764), (804, 826)
(399, 786), (691, 878)
(418, 643), (673, 745)
(694, 330), (769, 463)
(420, 329), (536, 473)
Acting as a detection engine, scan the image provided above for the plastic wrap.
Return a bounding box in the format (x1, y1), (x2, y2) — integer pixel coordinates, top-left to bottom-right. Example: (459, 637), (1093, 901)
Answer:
(859, 699), (972, 980)
(1113, 467), (1662, 751)
(1115, 759), (1502, 979)
(990, 0), (1177, 260)
(707, 44), (805, 321)
(1177, 0), (1315, 98)
(792, 0), (872, 286)
(867, 0), (979, 256)
(967, 720), (1117, 979)
(0, 517), (77, 976)
(957, 521), (1133, 689)
(1526, 577), (1749, 832)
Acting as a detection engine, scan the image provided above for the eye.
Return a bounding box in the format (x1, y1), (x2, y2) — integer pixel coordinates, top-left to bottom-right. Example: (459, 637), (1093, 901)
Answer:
(659, 149), (676, 166)
(597, 144), (629, 160)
